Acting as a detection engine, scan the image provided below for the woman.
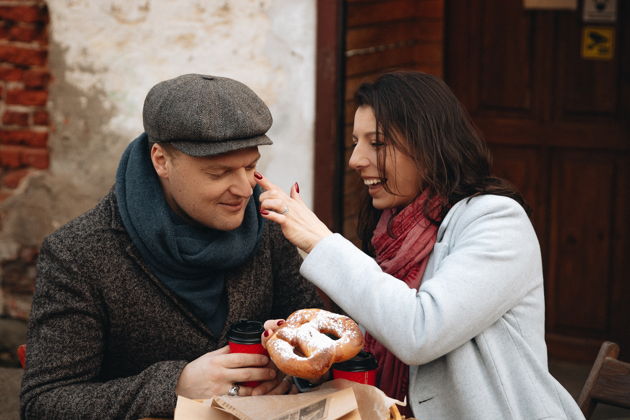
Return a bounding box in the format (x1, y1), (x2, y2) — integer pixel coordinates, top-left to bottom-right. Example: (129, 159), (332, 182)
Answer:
(256, 72), (583, 419)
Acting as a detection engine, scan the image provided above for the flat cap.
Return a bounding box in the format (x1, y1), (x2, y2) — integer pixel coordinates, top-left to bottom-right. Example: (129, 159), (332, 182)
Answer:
(142, 74), (273, 157)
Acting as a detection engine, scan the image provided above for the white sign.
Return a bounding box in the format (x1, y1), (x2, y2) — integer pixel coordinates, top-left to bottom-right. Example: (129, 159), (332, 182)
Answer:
(583, 0), (617, 22)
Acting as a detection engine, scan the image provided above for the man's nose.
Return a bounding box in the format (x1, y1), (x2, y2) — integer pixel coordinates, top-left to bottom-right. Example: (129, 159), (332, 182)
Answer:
(230, 168), (254, 197)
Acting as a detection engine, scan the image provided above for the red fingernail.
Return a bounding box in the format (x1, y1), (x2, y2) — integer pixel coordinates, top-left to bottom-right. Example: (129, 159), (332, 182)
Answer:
(260, 209), (269, 215)
(294, 182), (299, 193)
(264, 330), (270, 337)
(277, 320), (285, 326)
(254, 171), (263, 180)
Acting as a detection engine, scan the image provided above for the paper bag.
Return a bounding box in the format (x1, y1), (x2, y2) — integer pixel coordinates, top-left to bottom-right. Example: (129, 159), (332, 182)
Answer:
(320, 380), (404, 420)
(175, 385), (359, 420)
(174, 379), (405, 420)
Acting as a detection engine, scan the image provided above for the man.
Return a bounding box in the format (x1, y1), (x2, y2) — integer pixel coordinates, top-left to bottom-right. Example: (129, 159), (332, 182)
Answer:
(20, 74), (323, 419)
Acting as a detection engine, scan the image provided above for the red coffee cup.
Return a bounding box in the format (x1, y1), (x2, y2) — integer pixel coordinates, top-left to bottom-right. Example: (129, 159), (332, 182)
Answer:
(227, 320), (268, 387)
(332, 350), (378, 386)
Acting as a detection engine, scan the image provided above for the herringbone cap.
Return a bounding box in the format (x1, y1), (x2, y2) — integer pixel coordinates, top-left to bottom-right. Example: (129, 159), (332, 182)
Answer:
(143, 74), (273, 156)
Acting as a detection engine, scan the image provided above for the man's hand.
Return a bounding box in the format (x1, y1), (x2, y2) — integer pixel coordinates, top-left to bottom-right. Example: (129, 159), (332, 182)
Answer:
(175, 345), (281, 399)
(250, 359), (297, 396)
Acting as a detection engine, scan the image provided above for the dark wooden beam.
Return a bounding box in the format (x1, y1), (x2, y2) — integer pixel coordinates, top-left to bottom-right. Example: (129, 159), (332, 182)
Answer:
(314, 0), (345, 231)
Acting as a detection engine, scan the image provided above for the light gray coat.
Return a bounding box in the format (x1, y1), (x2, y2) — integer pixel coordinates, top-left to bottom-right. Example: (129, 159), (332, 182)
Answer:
(301, 195), (584, 419)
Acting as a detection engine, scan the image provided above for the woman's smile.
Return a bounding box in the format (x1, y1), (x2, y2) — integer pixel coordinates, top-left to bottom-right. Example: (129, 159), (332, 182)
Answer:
(363, 177), (386, 195)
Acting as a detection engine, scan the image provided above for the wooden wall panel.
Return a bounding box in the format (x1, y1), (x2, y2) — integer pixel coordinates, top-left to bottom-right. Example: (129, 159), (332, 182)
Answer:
(556, 13), (619, 118)
(346, 43), (443, 77)
(609, 154), (630, 347)
(446, 0), (630, 361)
(488, 145), (545, 232)
(347, 20), (443, 50)
(342, 0), (445, 243)
(347, 0), (443, 26)
(479, 1), (536, 112)
(489, 146), (541, 211)
(548, 151), (615, 333)
(314, 1), (345, 230)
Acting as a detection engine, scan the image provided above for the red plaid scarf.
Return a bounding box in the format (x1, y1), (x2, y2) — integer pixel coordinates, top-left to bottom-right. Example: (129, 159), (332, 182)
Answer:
(364, 190), (441, 416)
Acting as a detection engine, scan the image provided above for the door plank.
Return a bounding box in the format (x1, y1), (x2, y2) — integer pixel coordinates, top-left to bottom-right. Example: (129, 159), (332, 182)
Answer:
(549, 151), (615, 333)
(346, 43), (442, 77)
(347, 0), (443, 27)
(347, 19), (443, 50)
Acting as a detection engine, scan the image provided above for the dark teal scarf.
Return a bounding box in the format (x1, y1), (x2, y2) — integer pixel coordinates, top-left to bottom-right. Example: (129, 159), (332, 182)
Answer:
(115, 133), (264, 335)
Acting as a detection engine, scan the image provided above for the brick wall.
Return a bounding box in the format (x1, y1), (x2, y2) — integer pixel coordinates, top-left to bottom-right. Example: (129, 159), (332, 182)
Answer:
(0, 0), (50, 202)
(0, 0), (49, 326)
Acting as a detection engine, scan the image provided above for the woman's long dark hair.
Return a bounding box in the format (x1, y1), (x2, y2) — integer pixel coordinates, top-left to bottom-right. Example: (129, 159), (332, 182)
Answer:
(355, 71), (529, 253)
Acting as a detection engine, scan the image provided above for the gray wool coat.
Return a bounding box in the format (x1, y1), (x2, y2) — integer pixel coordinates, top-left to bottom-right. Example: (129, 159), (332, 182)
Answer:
(20, 190), (323, 420)
(301, 195), (584, 419)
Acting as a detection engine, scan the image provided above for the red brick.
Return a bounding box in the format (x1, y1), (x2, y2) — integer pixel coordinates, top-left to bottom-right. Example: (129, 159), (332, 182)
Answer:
(0, 130), (47, 147)
(0, 145), (23, 168)
(2, 167), (30, 188)
(0, 189), (13, 202)
(23, 69), (49, 88)
(9, 23), (47, 43)
(2, 111), (29, 126)
(0, 67), (24, 82)
(21, 147), (48, 169)
(32, 109), (48, 125)
(19, 245), (39, 263)
(0, 45), (46, 66)
(0, 20), (9, 39)
(6, 89), (47, 106)
(0, 6), (48, 23)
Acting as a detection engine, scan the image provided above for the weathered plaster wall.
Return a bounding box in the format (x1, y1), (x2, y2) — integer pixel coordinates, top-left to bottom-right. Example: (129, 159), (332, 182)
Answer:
(46, 0), (316, 196)
(0, 0), (315, 319)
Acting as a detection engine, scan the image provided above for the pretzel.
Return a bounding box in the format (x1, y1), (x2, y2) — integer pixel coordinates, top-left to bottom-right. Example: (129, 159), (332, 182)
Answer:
(265, 309), (364, 381)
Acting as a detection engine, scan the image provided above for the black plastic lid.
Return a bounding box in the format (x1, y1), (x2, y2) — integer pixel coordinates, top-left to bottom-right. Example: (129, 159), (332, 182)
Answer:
(332, 350), (378, 372)
(227, 320), (264, 344)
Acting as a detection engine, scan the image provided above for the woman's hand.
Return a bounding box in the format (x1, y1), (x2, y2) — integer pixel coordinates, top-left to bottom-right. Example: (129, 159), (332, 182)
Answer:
(255, 172), (333, 253)
(261, 319), (286, 349)
(249, 319), (298, 395)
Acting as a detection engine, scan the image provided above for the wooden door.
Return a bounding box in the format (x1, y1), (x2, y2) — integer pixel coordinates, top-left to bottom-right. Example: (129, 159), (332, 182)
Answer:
(446, 0), (630, 361)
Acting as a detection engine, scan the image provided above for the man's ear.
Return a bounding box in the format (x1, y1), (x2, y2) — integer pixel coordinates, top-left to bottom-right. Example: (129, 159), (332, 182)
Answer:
(151, 143), (170, 178)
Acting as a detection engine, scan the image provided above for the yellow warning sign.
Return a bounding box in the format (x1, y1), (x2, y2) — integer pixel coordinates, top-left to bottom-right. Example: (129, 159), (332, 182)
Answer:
(582, 27), (615, 60)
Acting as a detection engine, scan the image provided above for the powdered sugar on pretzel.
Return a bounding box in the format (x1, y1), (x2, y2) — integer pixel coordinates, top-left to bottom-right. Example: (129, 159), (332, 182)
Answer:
(265, 308), (364, 381)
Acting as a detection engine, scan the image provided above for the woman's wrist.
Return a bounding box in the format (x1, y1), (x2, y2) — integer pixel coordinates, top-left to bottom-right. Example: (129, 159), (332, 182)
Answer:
(304, 230), (333, 254)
